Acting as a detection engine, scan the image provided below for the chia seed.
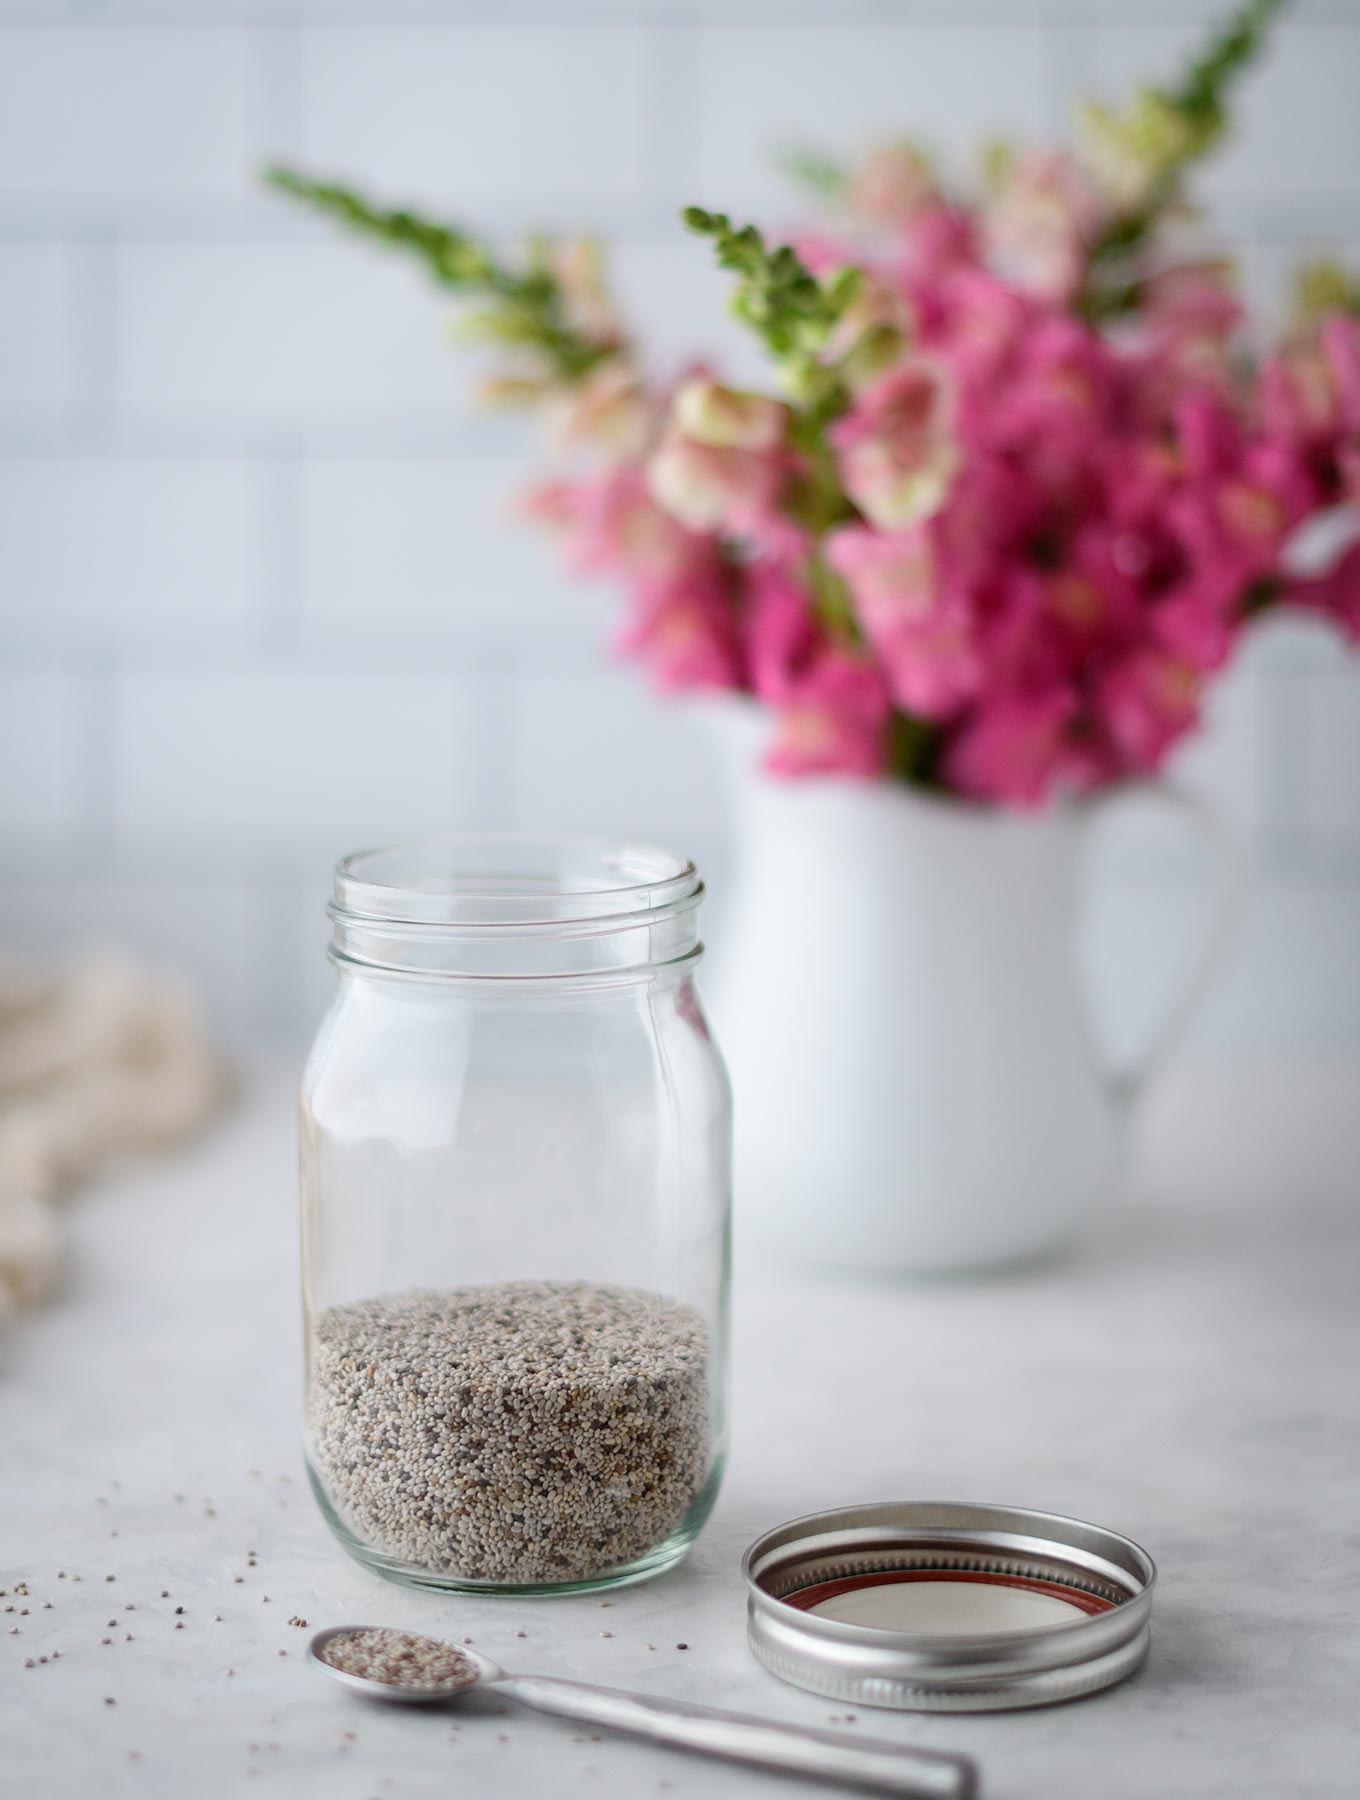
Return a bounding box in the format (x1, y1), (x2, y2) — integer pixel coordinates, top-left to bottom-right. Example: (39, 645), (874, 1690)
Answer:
(317, 1629), (479, 1693)
(307, 1281), (711, 1585)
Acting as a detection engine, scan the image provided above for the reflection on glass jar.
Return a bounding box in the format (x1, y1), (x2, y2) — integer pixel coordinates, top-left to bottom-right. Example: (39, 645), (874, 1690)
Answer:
(300, 836), (731, 1594)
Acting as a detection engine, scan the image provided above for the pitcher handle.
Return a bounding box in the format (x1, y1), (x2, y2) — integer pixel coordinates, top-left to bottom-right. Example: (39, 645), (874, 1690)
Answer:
(1078, 780), (1246, 1108)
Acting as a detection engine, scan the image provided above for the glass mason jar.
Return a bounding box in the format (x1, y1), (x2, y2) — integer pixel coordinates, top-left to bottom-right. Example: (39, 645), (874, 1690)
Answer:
(300, 835), (731, 1595)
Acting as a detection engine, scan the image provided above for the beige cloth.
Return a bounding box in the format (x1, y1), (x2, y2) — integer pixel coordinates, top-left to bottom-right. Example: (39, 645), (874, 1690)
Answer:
(0, 953), (224, 1320)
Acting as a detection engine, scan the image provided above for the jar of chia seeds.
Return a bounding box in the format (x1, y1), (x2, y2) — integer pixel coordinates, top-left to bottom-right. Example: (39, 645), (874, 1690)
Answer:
(300, 835), (731, 1595)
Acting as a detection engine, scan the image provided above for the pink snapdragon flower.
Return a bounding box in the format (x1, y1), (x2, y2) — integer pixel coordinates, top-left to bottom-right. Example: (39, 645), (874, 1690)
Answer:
(1095, 647), (1204, 770)
(616, 572), (745, 692)
(1270, 313), (1360, 433)
(764, 652), (891, 779)
(983, 150), (1101, 304)
(672, 376), (789, 451)
(745, 561), (821, 703)
(830, 359), (960, 531)
(983, 315), (1110, 477)
(547, 359), (654, 460)
(827, 524), (979, 718)
(646, 422), (785, 534)
(507, 149), (1360, 812)
(894, 205), (978, 284)
(944, 688), (1078, 808)
(847, 142), (938, 231)
(524, 468), (715, 585)
(916, 267), (1029, 385)
(1042, 528), (1141, 660)
(1168, 438), (1316, 587)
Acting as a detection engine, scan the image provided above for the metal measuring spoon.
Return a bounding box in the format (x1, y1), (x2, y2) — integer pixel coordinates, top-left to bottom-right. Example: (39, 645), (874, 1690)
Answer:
(309, 1625), (976, 1798)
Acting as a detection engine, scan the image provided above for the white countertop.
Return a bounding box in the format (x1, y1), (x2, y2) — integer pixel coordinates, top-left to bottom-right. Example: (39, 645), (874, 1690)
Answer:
(6, 1059), (1358, 1800)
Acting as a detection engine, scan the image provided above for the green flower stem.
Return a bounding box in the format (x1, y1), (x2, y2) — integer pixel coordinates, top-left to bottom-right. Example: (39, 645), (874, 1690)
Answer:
(1078, 0), (1287, 321)
(682, 207), (860, 425)
(682, 207), (867, 637)
(263, 165), (614, 383)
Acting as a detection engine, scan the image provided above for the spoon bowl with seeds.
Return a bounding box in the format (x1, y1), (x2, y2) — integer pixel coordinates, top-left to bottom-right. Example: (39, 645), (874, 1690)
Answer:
(309, 1626), (977, 1798)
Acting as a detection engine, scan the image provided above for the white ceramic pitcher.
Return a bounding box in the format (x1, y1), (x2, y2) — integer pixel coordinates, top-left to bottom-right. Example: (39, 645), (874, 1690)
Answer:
(701, 703), (1240, 1274)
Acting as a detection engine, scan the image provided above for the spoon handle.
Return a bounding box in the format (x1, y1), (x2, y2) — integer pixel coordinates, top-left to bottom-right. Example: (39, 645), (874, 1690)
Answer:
(497, 1675), (977, 1798)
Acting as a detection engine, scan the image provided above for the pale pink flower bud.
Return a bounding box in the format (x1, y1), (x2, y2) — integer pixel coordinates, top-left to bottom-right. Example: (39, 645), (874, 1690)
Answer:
(476, 374), (553, 410)
(847, 142), (937, 230)
(645, 425), (782, 533)
(672, 378), (788, 452)
(550, 239), (618, 343)
(830, 360), (960, 532)
(1075, 92), (1196, 212)
(546, 360), (654, 461)
(826, 278), (915, 395)
(983, 150), (1099, 304)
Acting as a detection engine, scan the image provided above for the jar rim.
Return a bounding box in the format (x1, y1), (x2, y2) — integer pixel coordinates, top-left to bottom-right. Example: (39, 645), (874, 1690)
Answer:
(331, 833), (703, 945)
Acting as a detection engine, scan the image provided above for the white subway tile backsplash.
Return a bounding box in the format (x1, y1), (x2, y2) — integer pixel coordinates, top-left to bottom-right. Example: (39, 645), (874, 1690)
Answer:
(299, 454), (602, 651)
(0, 246), (76, 414)
(114, 241), (460, 421)
(693, 25), (1049, 212)
(511, 667), (728, 842)
(0, 458), (266, 641)
(296, 27), (649, 208)
(0, 29), (256, 201)
(0, 866), (285, 1044)
(112, 668), (486, 843)
(0, 671), (88, 840)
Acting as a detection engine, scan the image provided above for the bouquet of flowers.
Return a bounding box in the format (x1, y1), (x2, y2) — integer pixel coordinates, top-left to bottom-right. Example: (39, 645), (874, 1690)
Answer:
(268, 0), (1359, 808)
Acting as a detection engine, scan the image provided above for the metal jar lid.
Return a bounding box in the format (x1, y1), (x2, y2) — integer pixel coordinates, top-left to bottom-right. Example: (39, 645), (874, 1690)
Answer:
(743, 1501), (1155, 1713)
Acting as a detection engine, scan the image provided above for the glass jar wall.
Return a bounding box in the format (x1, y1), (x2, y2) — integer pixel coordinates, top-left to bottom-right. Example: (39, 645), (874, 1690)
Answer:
(300, 836), (731, 1594)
